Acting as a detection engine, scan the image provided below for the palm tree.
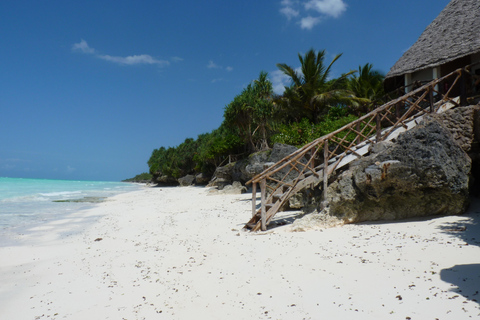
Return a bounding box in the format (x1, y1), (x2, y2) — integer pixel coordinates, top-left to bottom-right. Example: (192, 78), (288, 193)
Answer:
(223, 72), (275, 152)
(276, 48), (356, 123)
(348, 63), (385, 111)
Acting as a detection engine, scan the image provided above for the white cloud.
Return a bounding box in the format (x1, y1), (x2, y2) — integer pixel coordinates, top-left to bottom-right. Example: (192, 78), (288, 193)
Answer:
(207, 60), (221, 69)
(66, 165), (76, 173)
(98, 54), (170, 66)
(280, 6), (300, 20)
(300, 16), (321, 30)
(305, 0), (346, 18)
(271, 66), (304, 94)
(72, 39), (95, 54)
(207, 60), (233, 72)
(72, 39), (172, 67)
(279, 0), (346, 29)
(271, 70), (290, 94)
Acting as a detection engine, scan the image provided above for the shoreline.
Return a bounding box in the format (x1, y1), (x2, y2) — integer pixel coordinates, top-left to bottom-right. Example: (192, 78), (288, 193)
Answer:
(1, 186), (479, 319)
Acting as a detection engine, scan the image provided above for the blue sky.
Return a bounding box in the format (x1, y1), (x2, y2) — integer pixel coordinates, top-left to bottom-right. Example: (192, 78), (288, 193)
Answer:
(0, 0), (450, 181)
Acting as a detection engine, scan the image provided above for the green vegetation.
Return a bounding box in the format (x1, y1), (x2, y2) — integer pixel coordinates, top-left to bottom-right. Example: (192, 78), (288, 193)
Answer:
(122, 172), (153, 182)
(223, 71), (275, 152)
(146, 49), (385, 183)
(271, 107), (359, 147)
(276, 49), (358, 123)
(347, 63), (386, 113)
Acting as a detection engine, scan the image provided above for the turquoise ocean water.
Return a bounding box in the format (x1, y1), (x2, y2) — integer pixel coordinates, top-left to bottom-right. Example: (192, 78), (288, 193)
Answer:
(0, 177), (143, 231)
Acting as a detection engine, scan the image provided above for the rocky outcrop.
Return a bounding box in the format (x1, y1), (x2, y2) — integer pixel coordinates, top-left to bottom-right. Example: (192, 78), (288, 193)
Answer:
(431, 105), (477, 152)
(235, 149), (272, 183)
(195, 173), (210, 185)
(208, 163), (236, 190)
(208, 181), (247, 195)
(178, 175), (195, 186)
(208, 144), (299, 188)
(155, 175), (179, 186)
(293, 115), (472, 230)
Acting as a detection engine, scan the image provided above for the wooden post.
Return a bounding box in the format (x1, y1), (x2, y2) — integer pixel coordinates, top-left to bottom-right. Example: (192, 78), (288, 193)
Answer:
(356, 122), (362, 142)
(376, 113), (381, 142)
(395, 103), (401, 120)
(460, 70), (467, 106)
(260, 179), (266, 231)
(429, 87), (434, 113)
(310, 148), (315, 171)
(323, 141), (329, 201)
(252, 182), (257, 217)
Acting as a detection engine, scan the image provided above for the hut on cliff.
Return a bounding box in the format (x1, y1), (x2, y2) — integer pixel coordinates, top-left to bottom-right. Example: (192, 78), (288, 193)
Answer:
(384, 0), (480, 97)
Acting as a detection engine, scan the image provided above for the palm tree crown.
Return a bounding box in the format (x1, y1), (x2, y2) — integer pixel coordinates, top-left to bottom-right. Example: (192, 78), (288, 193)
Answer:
(276, 48), (355, 123)
(348, 63), (385, 105)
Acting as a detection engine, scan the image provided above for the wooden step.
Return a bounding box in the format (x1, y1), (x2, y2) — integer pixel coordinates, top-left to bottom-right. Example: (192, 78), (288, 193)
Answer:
(272, 193), (284, 200)
(245, 223), (257, 229)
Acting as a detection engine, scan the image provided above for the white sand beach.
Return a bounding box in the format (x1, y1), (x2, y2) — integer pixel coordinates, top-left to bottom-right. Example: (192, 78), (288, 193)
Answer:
(1, 186), (479, 319)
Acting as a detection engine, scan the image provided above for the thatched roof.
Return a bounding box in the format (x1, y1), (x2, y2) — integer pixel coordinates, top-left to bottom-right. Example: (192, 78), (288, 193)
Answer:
(386, 0), (480, 79)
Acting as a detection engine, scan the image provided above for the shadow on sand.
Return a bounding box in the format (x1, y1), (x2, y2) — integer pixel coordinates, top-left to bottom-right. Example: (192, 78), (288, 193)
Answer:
(440, 264), (480, 304)
(438, 197), (480, 305)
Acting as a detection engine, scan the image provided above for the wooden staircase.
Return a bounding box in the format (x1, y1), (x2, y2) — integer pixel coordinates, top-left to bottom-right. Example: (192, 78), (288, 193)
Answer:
(244, 67), (472, 232)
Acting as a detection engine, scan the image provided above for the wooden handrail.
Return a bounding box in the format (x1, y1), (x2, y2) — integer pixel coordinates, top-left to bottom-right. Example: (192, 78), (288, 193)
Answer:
(246, 66), (475, 231)
(247, 67), (468, 186)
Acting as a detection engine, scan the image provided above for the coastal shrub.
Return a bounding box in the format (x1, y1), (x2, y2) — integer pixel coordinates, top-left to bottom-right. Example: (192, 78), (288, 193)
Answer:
(223, 71), (275, 152)
(148, 124), (243, 179)
(193, 126), (243, 175)
(123, 172), (152, 182)
(271, 108), (358, 147)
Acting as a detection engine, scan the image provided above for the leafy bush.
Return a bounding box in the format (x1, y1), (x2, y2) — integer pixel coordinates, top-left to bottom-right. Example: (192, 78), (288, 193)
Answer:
(271, 108), (358, 147)
(122, 172), (153, 182)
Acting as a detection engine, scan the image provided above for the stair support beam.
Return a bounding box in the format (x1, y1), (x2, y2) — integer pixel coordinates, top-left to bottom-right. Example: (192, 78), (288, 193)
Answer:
(323, 140), (329, 201)
(429, 87), (434, 112)
(252, 182), (257, 217)
(260, 179), (267, 231)
(376, 113), (381, 142)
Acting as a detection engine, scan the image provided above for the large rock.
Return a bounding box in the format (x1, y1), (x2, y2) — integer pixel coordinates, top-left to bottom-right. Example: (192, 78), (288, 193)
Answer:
(221, 181), (247, 194)
(195, 173), (210, 185)
(207, 181), (247, 195)
(209, 143), (299, 187)
(155, 175), (178, 186)
(208, 163), (235, 190)
(178, 175), (195, 186)
(269, 143), (299, 162)
(431, 105), (477, 152)
(294, 116), (471, 229)
(230, 149), (272, 183)
(232, 144), (299, 183)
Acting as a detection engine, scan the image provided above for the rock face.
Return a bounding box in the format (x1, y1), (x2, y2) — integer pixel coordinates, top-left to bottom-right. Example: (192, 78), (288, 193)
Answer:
(208, 163), (236, 190)
(431, 105), (477, 152)
(155, 175), (178, 186)
(208, 181), (247, 195)
(208, 143), (299, 188)
(195, 173), (210, 185)
(297, 116), (471, 228)
(178, 175), (195, 186)
(233, 149), (271, 183)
